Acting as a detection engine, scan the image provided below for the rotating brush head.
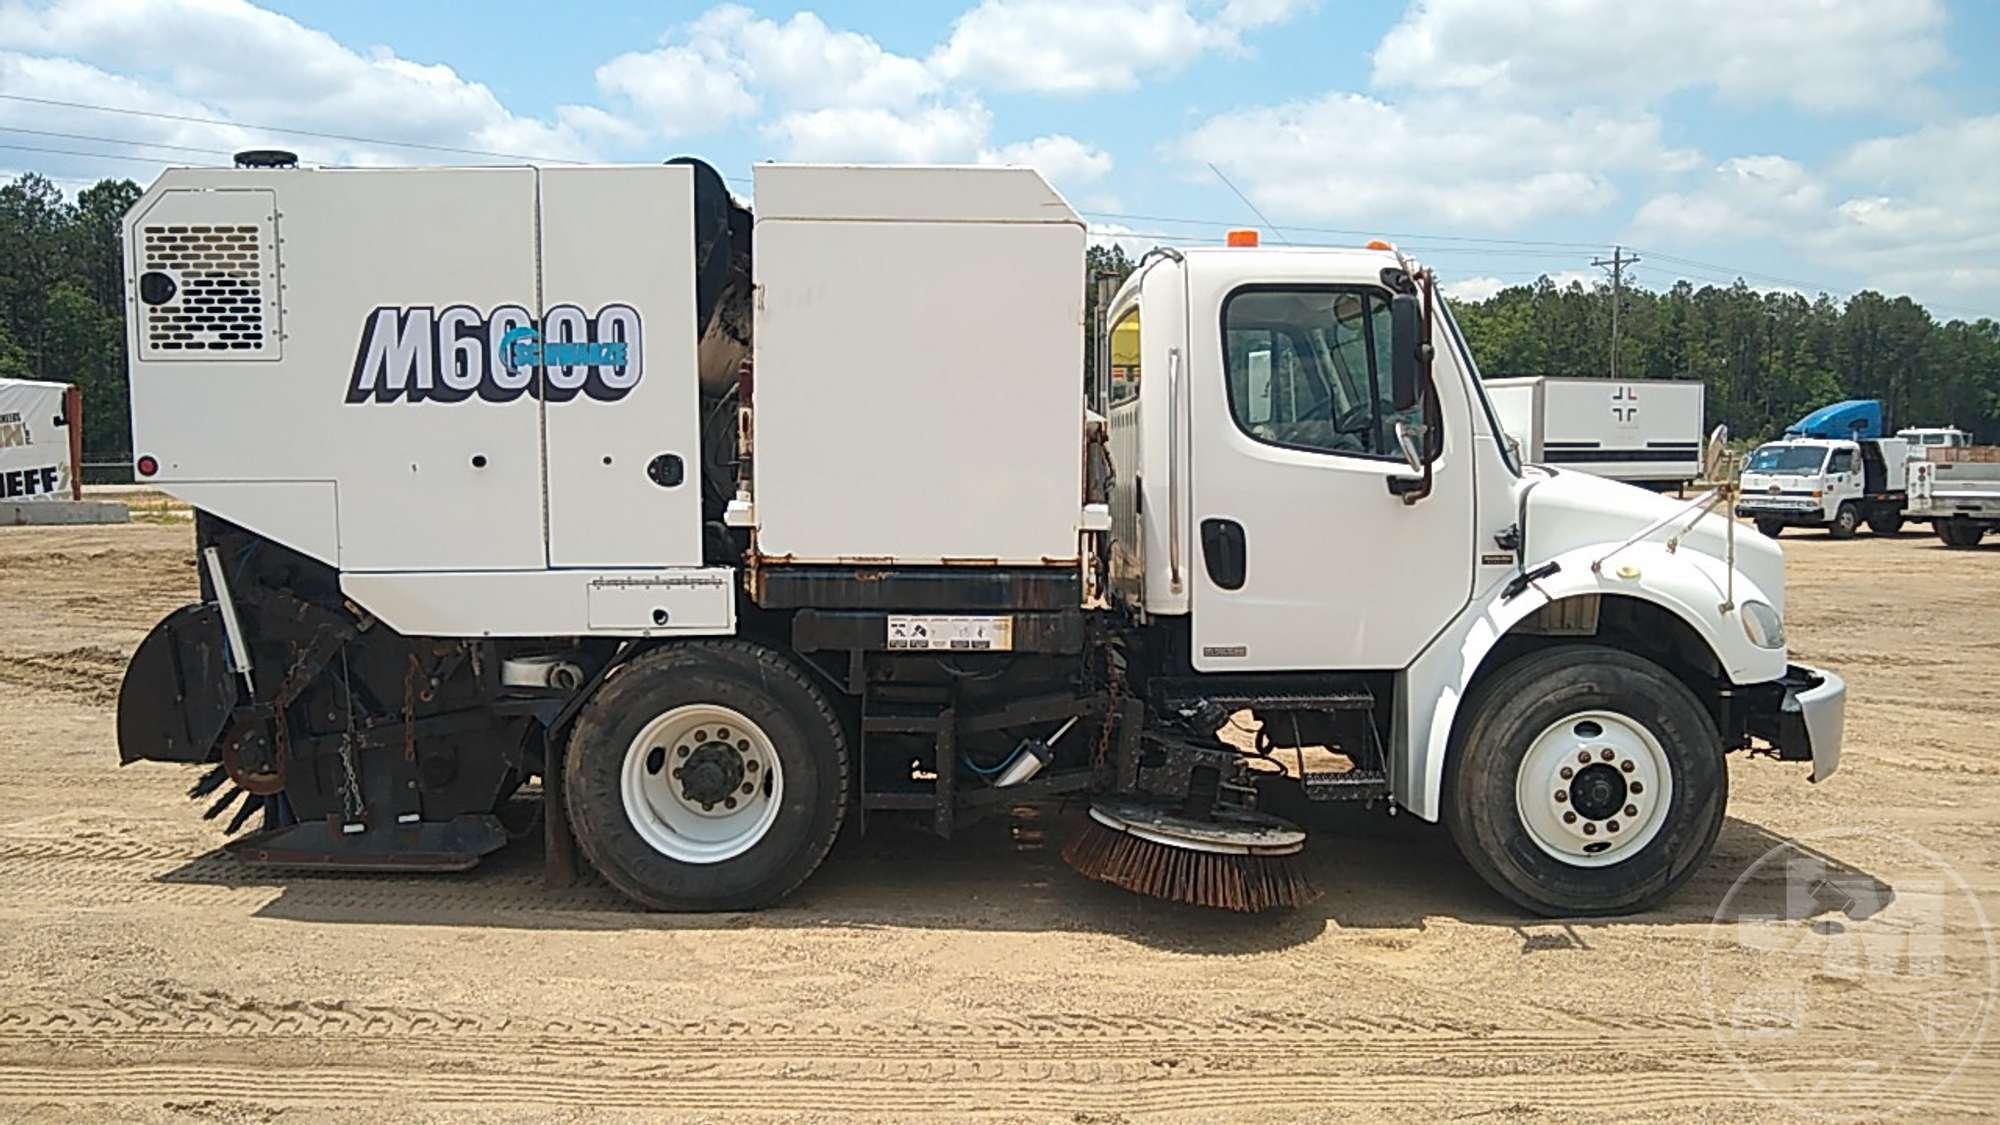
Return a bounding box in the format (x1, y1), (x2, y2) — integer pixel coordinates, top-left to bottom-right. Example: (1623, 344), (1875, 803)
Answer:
(1062, 798), (1318, 913)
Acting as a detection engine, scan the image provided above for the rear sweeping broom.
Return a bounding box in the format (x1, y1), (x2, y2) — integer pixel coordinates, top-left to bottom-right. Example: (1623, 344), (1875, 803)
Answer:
(1063, 796), (1318, 912)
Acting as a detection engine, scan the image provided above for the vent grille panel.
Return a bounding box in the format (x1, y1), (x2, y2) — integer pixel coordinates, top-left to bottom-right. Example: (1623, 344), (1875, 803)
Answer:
(141, 223), (272, 355)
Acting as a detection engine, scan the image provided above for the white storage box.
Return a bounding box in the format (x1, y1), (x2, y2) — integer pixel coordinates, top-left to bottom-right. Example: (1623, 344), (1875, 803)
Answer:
(751, 165), (1087, 565)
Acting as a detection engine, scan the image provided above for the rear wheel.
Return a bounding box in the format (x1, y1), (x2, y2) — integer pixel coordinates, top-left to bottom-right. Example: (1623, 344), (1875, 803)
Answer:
(1444, 645), (1726, 917)
(1867, 511), (1904, 536)
(565, 641), (849, 911)
(1828, 503), (1859, 539)
(1754, 517), (1785, 539)
(1938, 518), (1987, 549)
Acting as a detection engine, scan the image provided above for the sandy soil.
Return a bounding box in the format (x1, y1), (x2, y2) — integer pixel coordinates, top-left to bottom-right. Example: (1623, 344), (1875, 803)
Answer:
(1, 522), (1996, 1122)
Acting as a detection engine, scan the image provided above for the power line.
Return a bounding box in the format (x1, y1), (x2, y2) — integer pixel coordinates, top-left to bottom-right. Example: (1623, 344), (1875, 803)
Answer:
(0, 140), (193, 165)
(0, 126), (238, 158)
(1078, 208), (1604, 250)
(1205, 162), (1290, 245)
(0, 92), (589, 164)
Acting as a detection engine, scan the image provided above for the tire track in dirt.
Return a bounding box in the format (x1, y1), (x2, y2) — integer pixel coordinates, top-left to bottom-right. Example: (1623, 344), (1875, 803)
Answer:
(1, 1059), (1992, 1118)
(0, 646), (126, 705)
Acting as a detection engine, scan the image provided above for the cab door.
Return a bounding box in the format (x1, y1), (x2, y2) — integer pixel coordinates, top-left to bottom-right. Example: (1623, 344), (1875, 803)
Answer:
(1826, 445), (1861, 513)
(1186, 275), (1475, 671)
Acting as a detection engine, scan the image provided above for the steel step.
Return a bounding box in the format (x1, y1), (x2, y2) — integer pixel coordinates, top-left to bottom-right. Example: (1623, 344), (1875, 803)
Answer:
(1301, 769), (1391, 802)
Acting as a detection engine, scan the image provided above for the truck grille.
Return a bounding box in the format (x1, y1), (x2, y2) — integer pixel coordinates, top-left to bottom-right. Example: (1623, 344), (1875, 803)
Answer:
(141, 224), (270, 353)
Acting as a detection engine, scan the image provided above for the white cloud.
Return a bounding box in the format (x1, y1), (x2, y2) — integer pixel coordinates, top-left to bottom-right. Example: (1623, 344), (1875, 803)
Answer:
(1631, 155), (1825, 241)
(0, 0), (618, 163)
(930, 0), (1304, 95)
(978, 134), (1112, 186)
(1373, 0), (1946, 111)
(1442, 275), (1506, 302)
(1628, 117), (2000, 312)
(1171, 92), (1690, 228)
(765, 101), (993, 163)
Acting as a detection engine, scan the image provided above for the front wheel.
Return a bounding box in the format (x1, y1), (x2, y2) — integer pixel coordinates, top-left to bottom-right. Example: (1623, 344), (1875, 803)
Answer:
(1754, 517), (1785, 539)
(564, 641), (850, 911)
(1444, 645), (1726, 916)
(1828, 503), (1859, 539)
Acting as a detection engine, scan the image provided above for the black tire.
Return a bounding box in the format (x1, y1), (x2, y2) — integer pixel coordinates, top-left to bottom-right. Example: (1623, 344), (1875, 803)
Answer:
(1443, 644), (1727, 917)
(1867, 511), (1904, 536)
(1828, 503), (1859, 539)
(1938, 518), (1986, 549)
(1754, 518), (1785, 539)
(564, 641), (849, 911)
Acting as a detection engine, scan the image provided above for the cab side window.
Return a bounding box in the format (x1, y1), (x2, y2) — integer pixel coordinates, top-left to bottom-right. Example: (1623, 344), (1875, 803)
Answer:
(1108, 308), (1142, 407)
(1222, 287), (1413, 459)
(1828, 449), (1855, 475)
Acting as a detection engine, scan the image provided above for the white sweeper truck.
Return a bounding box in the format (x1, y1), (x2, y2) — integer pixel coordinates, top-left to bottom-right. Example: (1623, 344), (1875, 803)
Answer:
(113, 153), (1845, 914)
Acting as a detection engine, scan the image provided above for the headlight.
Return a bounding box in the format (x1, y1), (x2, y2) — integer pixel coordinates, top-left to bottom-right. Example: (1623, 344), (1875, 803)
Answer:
(1740, 600), (1785, 649)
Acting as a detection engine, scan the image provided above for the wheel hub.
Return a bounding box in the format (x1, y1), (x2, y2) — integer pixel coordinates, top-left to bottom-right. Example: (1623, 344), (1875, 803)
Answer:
(1515, 710), (1674, 867)
(1568, 763), (1627, 821)
(677, 742), (745, 808)
(621, 705), (784, 865)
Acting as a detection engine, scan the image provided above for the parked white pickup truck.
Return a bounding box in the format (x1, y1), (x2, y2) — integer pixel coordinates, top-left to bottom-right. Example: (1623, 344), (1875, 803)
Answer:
(1909, 449), (2000, 548)
(1738, 436), (1910, 538)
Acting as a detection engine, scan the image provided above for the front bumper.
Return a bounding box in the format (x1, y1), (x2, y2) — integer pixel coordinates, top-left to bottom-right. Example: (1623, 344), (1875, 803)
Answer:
(1746, 663), (1845, 782)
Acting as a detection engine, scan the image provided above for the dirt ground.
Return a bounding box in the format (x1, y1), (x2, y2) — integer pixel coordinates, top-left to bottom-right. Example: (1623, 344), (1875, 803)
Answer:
(1, 519), (1996, 1122)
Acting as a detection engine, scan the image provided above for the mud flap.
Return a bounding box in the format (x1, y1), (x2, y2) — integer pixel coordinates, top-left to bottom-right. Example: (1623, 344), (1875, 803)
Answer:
(118, 603), (237, 765)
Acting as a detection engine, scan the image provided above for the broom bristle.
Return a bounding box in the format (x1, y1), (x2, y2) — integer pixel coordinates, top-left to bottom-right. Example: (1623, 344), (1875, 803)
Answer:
(1063, 816), (1317, 912)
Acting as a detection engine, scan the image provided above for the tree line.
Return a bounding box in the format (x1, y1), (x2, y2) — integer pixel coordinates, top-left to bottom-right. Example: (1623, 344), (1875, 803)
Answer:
(1, 178), (1993, 468)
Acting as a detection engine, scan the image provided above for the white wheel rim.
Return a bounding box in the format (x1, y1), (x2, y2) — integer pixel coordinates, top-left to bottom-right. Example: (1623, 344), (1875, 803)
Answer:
(620, 703), (784, 864)
(1514, 710), (1673, 868)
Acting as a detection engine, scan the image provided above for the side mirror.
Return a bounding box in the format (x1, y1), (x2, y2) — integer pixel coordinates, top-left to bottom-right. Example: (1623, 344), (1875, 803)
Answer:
(1389, 293), (1421, 411)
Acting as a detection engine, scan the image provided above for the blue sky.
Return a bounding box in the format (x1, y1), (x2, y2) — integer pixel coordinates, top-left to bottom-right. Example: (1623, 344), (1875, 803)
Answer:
(2, 0), (1996, 317)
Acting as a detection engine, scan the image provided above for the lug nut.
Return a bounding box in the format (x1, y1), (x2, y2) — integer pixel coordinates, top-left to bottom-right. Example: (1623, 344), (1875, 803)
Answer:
(1620, 760), (1634, 773)
(724, 797), (738, 809)
(737, 739), (750, 751)
(1560, 766), (1574, 779)
(741, 782), (755, 794)
(1607, 820), (1620, 833)
(1583, 823), (1597, 836)
(1600, 748), (1616, 761)
(1554, 791), (1567, 803)
(673, 767), (684, 779)
(746, 760), (759, 773)
(1624, 804), (1638, 817)
(694, 729), (708, 742)
(1563, 812), (1577, 824)
(1630, 781), (1644, 794)
(718, 728), (731, 740)
(1577, 751), (1592, 764)
(677, 746), (690, 758)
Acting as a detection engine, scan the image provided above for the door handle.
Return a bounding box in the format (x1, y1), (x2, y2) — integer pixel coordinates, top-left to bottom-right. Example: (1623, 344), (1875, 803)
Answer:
(1200, 518), (1246, 590)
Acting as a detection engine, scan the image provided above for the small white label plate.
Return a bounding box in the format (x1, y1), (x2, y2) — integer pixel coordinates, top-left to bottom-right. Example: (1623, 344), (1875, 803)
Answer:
(886, 615), (1014, 651)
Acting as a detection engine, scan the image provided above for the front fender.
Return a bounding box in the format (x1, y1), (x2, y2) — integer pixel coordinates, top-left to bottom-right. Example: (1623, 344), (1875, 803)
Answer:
(1397, 540), (1786, 822)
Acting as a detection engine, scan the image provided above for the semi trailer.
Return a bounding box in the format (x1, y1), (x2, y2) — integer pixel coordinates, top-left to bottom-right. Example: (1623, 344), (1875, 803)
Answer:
(1737, 400), (1911, 538)
(1483, 376), (1705, 489)
(114, 155), (1844, 915)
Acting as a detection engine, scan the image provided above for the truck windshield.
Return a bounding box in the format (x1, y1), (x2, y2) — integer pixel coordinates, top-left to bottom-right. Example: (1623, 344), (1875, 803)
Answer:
(1747, 444), (1826, 473)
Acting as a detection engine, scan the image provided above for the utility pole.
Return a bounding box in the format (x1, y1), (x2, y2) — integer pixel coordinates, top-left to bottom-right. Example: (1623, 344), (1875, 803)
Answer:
(1592, 245), (1639, 378)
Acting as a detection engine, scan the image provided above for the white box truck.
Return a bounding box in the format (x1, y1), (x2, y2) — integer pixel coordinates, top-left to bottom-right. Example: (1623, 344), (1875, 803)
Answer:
(1909, 447), (2000, 547)
(112, 155), (1844, 917)
(1484, 376), (1705, 489)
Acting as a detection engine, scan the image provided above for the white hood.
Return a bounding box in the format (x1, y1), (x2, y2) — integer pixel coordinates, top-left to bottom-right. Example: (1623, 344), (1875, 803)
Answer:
(1519, 467), (1785, 613)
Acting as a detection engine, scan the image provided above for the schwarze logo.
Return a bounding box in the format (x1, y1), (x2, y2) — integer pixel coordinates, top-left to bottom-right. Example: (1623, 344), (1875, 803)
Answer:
(347, 303), (642, 404)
